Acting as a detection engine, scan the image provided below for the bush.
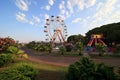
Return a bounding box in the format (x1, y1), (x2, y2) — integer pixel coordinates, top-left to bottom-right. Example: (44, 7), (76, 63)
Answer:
(7, 46), (19, 54)
(18, 53), (28, 58)
(115, 44), (120, 53)
(59, 45), (66, 55)
(46, 43), (53, 53)
(95, 44), (106, 56)
(65, 44), (73, 52)
(0, 37), (16, 52)
(75, 42), (83, 55)
(0, 63), (38, 80)
(66, 57), (118, 80)
(0, 54), (12, 67)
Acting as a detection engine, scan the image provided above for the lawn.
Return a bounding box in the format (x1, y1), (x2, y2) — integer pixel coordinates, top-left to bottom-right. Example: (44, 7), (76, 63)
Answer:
(0, 58), (68, 80)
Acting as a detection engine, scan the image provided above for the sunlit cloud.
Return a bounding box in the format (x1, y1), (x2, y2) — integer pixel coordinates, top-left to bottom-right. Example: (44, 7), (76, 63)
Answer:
(16, 12), (28, 23)
(91, 0), (118, 28)
(32, 16), (40, 23)
(49, 0), (54, 6)
(45, 5), (50, 11)
(16, 12), (41, 26)
(29, 21), (34, 25)
(67, 1), (73, 14)
(86, 0), (96, 8)
(45, 14), (49, 19)
(59, 1), (69, 19)
(72, 18), (81, 23)
(15, 0), (28, 11)
(69, 0), (96, 10)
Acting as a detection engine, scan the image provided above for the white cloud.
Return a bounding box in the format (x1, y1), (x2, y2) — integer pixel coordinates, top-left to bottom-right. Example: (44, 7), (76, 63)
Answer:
(77, 0), (84, 10)
(61, 9), (65, 14)
(15, 0), (28, 11)
(105, 10), (120, 24)
(96, 2), (104, 10)
(72, 18), (81, 23)
(29, 21), (34, 25)
(45, 14), (49, 19)
(45, 5), (50, 11)
(69, 0), (96, 11)
(59, 1), (65, 10)
(33, 16), (40, 23)
(16, 12), (41, 26)
(59, 1), (69, 19)
(94, 0), (117, 18)
(86, 0), (96, 8)
(16, 12), (28, 23)
(66, 11), (69, 17)
(49, 0), (54, 6)
(67, 1), (73, 14)
(59, 15), (65, 20)
(89, 0), (119, 29)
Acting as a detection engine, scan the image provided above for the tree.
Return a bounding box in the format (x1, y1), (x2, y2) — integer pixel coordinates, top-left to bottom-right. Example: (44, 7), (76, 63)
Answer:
(75, 42), (83, 55)
(67, 34), (85, 44)
(59, 45), (66, 55)
(66, 57), (118, 80)
(0, 37), (16, 53)
(65, 43), (73, 52)
(46, 43), (53, 53)
(95, 44), (106, 56)
(86, 22), (120, 46)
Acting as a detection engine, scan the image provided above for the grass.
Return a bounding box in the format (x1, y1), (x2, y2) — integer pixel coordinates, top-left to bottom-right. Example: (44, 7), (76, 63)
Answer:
(0, 58), (68, 80)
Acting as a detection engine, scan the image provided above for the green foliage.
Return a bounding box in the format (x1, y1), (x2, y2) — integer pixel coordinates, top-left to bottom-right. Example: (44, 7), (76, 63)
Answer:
(95, 44), (106, 56)
(46, 43), (53, 53)
(59, 45), (66, 55)
(0, 37), (16, 52)
(86, 22), (120, 45)
(118, 67), (120, 79)
(75, 42), (83, 55)
(26, 41), (47, 52)
(26, 41), (36, 49)
(67, 34), (85, 44)
(65, 44), (73, 52)
(66, 57), (118, 80)
(0, 54), (12, 67)
(0, 63), (38, 80)
(115, 44), (120, 53)
(96, 63), (117, 80)
(7, 46), (19, 54)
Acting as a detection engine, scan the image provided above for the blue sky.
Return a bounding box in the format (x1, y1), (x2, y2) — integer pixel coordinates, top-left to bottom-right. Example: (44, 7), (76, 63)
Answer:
(0, 0), (120, 42)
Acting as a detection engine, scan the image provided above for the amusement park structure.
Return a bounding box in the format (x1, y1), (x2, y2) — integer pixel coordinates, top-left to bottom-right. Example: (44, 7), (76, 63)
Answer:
(86, 34), (107, 51)
(44, 16), (67, 44)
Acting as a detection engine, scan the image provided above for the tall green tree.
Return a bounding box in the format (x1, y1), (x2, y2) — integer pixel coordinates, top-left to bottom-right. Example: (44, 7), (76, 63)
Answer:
(46, 43), (53, 53)
(67, 34), (85, 44)
(59, 45), (66, 55)
(95, 44), (106, 56)
(86, 22), (120, 46)
(75, 42), (83, 55)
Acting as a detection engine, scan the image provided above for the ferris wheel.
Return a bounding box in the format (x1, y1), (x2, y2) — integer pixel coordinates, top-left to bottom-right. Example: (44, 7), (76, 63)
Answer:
(44, 16), (67, 44)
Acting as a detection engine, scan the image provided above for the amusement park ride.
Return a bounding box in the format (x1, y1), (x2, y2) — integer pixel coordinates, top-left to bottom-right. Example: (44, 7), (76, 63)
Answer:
(44, 16), (67, 44)
(44, 16), (107, 51)
(86, 34), (107, 51)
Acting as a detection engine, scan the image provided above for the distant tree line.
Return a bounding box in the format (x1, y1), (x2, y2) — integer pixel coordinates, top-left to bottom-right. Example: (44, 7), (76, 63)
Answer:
(67, 22), (120, 46)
